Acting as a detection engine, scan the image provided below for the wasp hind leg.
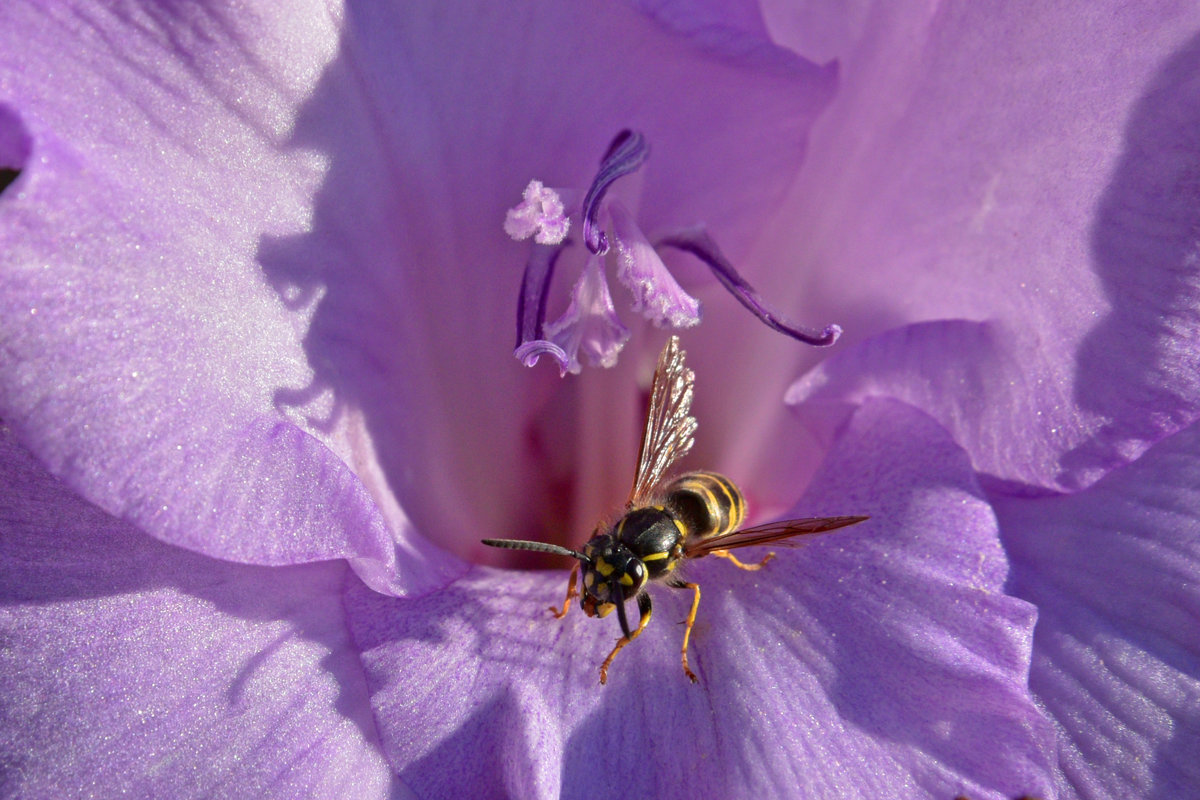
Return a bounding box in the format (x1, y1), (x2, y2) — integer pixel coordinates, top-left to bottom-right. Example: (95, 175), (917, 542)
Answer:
(550, 561), (581, 618)
(668, 579), (701, 683)
(710, 548), (774, 571)
(598, 592), (653, 685)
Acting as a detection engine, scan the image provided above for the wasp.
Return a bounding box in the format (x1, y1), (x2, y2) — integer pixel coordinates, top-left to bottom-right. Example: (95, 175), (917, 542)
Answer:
(484, 336), (867, 684)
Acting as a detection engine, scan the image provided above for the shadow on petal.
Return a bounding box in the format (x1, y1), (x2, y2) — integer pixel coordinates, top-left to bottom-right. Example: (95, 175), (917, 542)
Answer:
(0, 102), (30, 195)
(998, 418), (1200, 799)
(0, 427), (398, 798)
(1068, 31), (1200, 480)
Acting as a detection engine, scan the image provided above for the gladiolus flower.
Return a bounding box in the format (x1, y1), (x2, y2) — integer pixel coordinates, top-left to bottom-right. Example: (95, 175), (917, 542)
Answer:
(2, 2), (1198, 799)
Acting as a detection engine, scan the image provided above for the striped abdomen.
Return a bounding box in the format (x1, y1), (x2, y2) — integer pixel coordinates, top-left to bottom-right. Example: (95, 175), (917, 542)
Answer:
(663, 471), (746, 540)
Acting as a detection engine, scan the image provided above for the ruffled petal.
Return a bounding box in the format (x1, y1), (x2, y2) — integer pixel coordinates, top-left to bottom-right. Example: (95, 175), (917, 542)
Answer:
(995, 417), (1200, 798)
(345, 398), (1053, 799)
(746, 2), (1200, 491)
(0, 428), (397, 799)
(787, 319), (1064, 493)
(0, 2), (468, 592)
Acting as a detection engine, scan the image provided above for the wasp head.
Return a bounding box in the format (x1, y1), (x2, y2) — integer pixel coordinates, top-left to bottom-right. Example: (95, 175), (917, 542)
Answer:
(579, 532), (646, 618)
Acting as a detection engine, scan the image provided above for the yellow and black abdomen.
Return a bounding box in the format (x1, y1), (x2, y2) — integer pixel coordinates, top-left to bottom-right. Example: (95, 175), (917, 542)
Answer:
(663, 471), (746, 541)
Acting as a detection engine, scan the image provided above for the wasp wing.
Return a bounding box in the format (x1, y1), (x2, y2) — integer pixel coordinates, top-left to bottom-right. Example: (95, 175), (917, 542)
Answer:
(627, 336), (697, 507)
(683, 515), (868, 559)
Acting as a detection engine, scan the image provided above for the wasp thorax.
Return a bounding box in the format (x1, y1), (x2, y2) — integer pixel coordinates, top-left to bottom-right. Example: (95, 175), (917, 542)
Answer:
(580, 534), (646, 617)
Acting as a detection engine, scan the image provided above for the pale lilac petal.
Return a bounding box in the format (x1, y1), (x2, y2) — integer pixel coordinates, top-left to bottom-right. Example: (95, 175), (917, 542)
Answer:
(787, 319), (1060, 492)
(346, 399), (1053, 799)
(994, 418), (1200, 798)
(635, 0), (785, 58)
(742, 2), (1200, 491)
(0, 429), (398, 799)
(544, 256), (631, 373)
(0, 3), (467, 592)
(610, 202), (702, 328)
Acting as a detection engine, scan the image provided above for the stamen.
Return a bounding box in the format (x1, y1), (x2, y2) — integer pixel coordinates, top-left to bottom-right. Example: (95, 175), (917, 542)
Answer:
(504, 180), (570, 245)
(581, 130), (649, 255)
(514, 244), (571, 374)
(657, 228), (842, 346)
(609, 203), (701, 328)
(543, 256), (631, 373)
(508, 132), (843, 374)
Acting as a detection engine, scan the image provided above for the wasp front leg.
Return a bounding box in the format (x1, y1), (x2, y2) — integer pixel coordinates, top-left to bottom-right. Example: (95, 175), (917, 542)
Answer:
(668, 579), (701, 682)
(598, 592), (653, 685)
(710, 548), (774, 571)
(550, 561), (581, 618)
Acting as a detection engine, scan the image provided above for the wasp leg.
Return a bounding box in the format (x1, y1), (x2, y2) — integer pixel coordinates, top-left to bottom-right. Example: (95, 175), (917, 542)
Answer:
(550, 561), (581, 618)
(710, 548), (774, 571)
(668, 579), (701, 683)
(598, 592), (653, 685)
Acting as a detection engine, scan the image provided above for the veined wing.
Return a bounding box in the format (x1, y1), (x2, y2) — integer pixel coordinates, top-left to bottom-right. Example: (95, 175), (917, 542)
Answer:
(683, 515), (868, 559)
(628, 336), (697, 507)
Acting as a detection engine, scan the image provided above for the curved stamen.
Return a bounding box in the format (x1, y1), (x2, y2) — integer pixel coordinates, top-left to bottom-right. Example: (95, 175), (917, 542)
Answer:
(514, 243), (572, 373)
(515, 242), (563, 350)
(581, 130), (650, 256)
(657, 228), (842, 346)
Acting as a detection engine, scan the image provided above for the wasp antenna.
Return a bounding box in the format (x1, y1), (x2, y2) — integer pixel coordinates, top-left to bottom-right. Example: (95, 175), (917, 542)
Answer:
(481, 538), (589, 561)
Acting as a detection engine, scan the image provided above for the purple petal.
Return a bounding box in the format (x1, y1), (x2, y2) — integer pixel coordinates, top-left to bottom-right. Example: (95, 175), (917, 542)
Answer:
(0, 428), (396, 798)
(0, 4), (474, 591)
(995, 418), (1200, 798)
(609, 203), (701, 328)
(753, 2), (1200, 490)
(787, 319), (1067, 492)
(544, 256), (631, 373)
(345, 399), (1053, 799)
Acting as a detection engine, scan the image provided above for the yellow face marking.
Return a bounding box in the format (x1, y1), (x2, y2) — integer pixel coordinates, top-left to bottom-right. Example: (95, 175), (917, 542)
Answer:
(584, 572), (595, 589)
(620, 573), (634, 587)
(642, 551), (670, 562)
(596, 558), (614, 577)
(596, 602), (615, 618)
